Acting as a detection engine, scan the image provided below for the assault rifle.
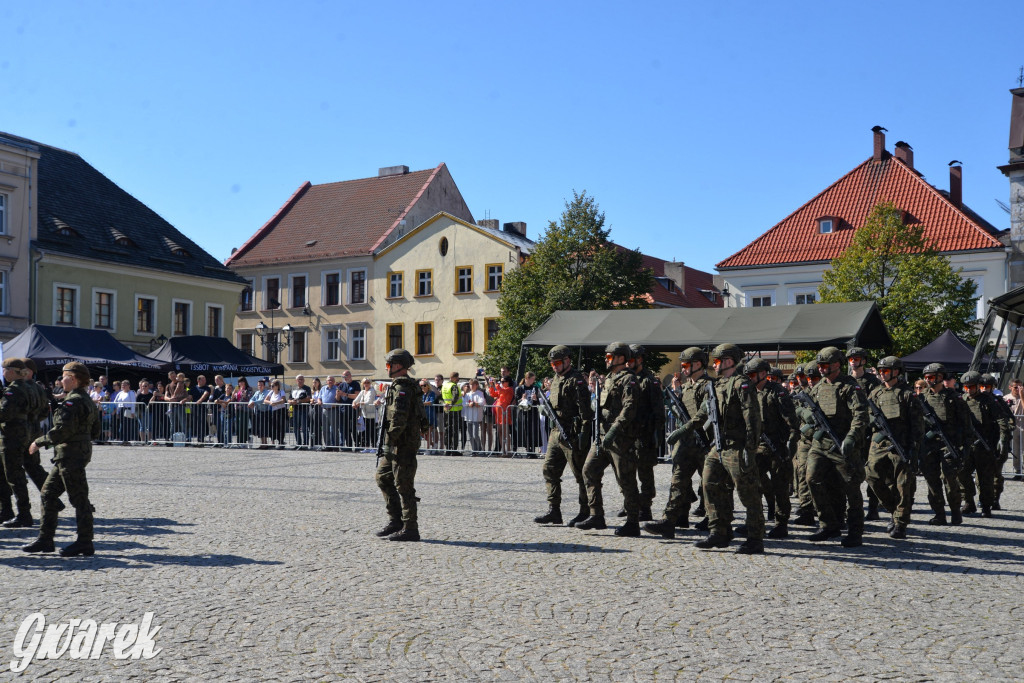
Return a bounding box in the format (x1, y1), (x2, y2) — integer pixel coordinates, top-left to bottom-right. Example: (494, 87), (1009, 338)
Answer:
(375, 411), (389, 468)
(966, 411), (996, 455)
(593, 379), (602, 454)
(792, 392), (843, 456)
(664, 387), (708, 450)
(703, 379), (724, 463)
(865, 397), (912, 468)
(536, 386), (572, 448)
(916, 394), (963, 474)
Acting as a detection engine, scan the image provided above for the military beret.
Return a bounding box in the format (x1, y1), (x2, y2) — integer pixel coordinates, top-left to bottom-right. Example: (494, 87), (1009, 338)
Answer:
(2, 358), (26, 371)
(62, 362), (91, 382)
(20, 358), (37, 373)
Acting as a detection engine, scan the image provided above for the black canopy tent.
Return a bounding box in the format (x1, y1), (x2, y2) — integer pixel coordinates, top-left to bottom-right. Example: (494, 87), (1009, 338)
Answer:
(0, 324), (170, 379)
(901, 329), (998, 374)
(145, 335), (284, 377)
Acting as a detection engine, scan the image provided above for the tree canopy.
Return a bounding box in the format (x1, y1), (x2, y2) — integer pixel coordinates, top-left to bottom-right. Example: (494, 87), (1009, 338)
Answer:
(479, 191), (656, 377)
(816, 202), (979, 358)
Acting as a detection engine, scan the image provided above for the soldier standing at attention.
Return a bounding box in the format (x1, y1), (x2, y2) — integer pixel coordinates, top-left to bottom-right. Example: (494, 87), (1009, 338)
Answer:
(980, 374), (1015, 510)
(23, 362), (99, 556)
(800, 347), (869, 548)
(675, 344), (764, 554)
(918, 363), (968, 526)
(864, 357), (923, 539)
(625, 344), (665, 523)
(1, 358), (36, 528)
(533, 345), (594, 527)
(578, 342), (641, 536)
(847, 348), (882, 521)
(646, 347), (712, 538)
(959, 372), (1011, 518)
(375, 349), (429, 542)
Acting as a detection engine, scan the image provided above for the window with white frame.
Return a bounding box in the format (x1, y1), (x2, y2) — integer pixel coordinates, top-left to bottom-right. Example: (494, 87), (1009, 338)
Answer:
(349, 269), (366, 305)
(416, 270), (432, 297)
(239, 332), (254, 356)
(239, 279), (254, 311)
(349, 326), (366, 360)
(264, 277), (282, 310)
(290, 274), (307, 309)
(818, 218), (833, 234)
(456, 266), (473, 294)
(136, 296), (156, 334)
(788, 287), (819, 306)
(486, 264), (503, 292)
(206, 305), (224, 337)
(0, 193), (6, 235)
(324, 326), (341, 361)
(388, 272), (404, 299)
(173, 300), (192, 335)
(323, 271), (341, 306)
(93, 289), (115, 329)
(0, 270), (6, 315)
(55, 284), (79, 325)
(745, 289), (774, 307)
(291, 330), (306, 364)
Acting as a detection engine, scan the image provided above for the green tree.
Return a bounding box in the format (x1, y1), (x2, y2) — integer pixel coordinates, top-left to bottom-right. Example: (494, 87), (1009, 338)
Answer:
(817, 202), (979, 357)
(479, 191), (657, 378)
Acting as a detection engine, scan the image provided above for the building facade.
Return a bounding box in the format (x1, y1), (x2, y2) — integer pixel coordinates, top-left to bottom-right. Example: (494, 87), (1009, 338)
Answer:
(0, 136), (40, 341)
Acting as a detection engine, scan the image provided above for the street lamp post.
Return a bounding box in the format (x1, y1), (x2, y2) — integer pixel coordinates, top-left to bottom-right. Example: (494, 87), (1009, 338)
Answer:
(254, 300), (293, 361)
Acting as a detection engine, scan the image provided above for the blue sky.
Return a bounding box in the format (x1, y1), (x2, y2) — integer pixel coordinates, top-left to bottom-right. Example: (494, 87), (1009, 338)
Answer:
(2, 2), (1021, 274)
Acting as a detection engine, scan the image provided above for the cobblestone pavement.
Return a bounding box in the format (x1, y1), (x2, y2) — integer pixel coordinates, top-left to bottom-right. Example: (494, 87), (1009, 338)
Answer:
(0, 446), (1021, 681)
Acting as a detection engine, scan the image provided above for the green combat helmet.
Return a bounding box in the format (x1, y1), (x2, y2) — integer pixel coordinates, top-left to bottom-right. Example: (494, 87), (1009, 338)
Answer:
(385, 348), (415, 368)
(548, 345), (571, 361)
(710, 343), (743, 362)
(960, 371), (982, 386)
(745, 357), (770, 374)
(628, 344), (646, 358)
(847, 346), (869, 361)
(680, 347), (708, 365)
(876, 356), (903, 372)
(604, 342), (632, 361)
(980, 373), (997, 387)
(816, 346), (845, 364)
(922, 362), (946, 378)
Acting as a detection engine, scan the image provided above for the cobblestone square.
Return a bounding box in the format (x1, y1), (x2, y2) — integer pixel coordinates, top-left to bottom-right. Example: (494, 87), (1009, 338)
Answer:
(1, 446), (1021, 681)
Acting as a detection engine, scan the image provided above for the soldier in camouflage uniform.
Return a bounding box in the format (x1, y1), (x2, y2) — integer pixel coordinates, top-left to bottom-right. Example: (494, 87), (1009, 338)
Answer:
(18, 358), (51, 493)
(625, 344), (665, 522)
(23, 362), (100, 556)
(980, 374), (1015, 510)
(675, 343), (764, 554)
(1, 358), (36, 528)
(864, 356), (923, 539)
(646, 347), (712, 539)
(918, 363), (969, 526)
(745, 357), (799, 539)
(579, 342), (642, 536)
(375, 349), (429, 542)
(790, 364), (821, 527)
(533, 345), (594, 527)
(959, 372), (1012, 518)
(847, 347), (883, 521)
(798, 347), (869, 548)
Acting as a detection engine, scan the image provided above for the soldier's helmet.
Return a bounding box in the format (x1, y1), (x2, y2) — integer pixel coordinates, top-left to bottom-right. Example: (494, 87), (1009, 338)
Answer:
(787, 372), (798, 383)
(769, 367), (783, 381)
(385, 348), (415, 368)
(710, 343), (744, 362)
(745, 357), (770, 374)
(816, 346), (846, 364)
(794, 364), (806, 376)
(922, 362), (946, 377)
(604, 342), (632, 361)
(628, 344), (646, 358)
(805, 365), (823, 379)
(960, 370), (982, 386)
(680, 347), (708, 365)
(547, 345), (571, 361)
(847, 346), (869, 361)
(876, 356), (903, 372)
(980, 373), (997, 386)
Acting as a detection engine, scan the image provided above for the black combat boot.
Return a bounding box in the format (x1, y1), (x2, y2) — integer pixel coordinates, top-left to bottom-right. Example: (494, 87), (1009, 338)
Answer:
(22, 537), (56, 553)
(387, 527), (420, 542)
(643, 519), (675, 539)
(734, 524), (749, 537)
(927, 513), (947, 525)
(865, 504), (880, 521)
(992, 497), (1001, 511)
(694, 534), (730, 550)
(375, 520), (403, 537)
(981, 507), (993, 518)
(60, 538), (95, 556)
(0, 500), (14, 524)
(889, 523), (907, 539)
(694, 517), (709, 531)
(950, 510), (963, 525)
(693, 503), (706, 518)
(576, 515), (607, 530)
(3, 511), (34, 528)
(638, 507), (653, 522)
(791, 510), (816, 527)
(615, 508), (627, 518)
(534, 508), (562, 525)
(766, 524), (788, 539)
(735, 538), (764, 554)
(960, 501), (977, 515)
(840, 533), (862, 548)
(675, 514), (689, 529)
(807, 526), (841, 542)
(614, 520), (641, 537)
(566, 507), (589, 527)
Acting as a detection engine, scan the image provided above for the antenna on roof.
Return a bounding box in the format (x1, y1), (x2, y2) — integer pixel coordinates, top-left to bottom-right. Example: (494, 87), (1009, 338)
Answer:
(1018, 66), (1024, 87)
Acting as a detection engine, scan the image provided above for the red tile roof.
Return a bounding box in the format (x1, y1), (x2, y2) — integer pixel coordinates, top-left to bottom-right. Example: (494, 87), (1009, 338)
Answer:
(226, 164), (464, 267)
(614, 245), (723, 308)
(716, 154), (1005, 269)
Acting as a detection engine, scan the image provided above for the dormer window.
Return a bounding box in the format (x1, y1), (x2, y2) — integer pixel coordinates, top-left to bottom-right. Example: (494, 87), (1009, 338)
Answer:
(109, 227), (135, 247)
(818, 218), (834, 234)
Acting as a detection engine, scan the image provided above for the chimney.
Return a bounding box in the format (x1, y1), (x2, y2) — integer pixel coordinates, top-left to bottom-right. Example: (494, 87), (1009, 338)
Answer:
(503, 221), (527, 237)
(478, 219), (499, 230)
(378, 165), (409, 177)
(894, 141), (914, 169)
(949, 161), (962, 209)
(872, 125), (887, 162)
(663, 261), (686, 293)
(1009, 87), (1024, 162)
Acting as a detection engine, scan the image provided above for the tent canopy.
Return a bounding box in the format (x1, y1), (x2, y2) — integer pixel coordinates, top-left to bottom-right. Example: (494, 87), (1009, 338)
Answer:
(900, 329), (995, 373)
(1, 324), (169, 373)
(146, 335), (284, 376)
(521, 301), (891, 352)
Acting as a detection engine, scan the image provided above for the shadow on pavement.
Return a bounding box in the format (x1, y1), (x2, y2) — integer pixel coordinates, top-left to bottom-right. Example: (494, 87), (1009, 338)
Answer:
(423, 539), (629, 553)
(0, 549), (282, 571)
(92, 517), (198, 536)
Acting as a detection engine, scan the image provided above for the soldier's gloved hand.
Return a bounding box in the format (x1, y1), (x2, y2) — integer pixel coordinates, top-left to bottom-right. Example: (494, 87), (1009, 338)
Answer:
(602, 425), (620, 449)
(795, 406), (814, 424)
(871, 431), (886, 444)
(841, 436), (857, 457)
(666, 424), (691, 446)
(924, 430), (939, 442)
(799, 423), (815, 438)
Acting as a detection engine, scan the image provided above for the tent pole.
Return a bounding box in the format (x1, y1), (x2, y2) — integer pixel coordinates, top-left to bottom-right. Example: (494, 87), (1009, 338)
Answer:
(515, 346), (529, 384)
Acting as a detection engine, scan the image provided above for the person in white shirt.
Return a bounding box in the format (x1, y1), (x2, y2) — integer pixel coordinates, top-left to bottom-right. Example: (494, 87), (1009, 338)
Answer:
(352, 378), (380, 449)
(112, 380), (137, 443)
(463, 379), (487, 454)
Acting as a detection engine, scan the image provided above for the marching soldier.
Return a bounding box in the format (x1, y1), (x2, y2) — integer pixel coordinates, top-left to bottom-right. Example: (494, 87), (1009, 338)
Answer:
(533, 345), (594, 527)
(18, 358), (51, 493)
(646, 347), (712, 539)
(918, 363), (969, 526)
(375, 349), (429, 542)
(23, 362), (99, 556)
(980, 374), (1015, 510)
(1, 358), (36, 528)
(579, 342), (642, 536)
(847, 347), (883, 521)
(674, 343), (765, 554)
(798, 347), (869, 548)
(864, 357), (923, 539)
(745, 357), (799, 538)
(626, 344), (665, 522)
(790, 365), (821, 527)
(959, 372), (1011, 518)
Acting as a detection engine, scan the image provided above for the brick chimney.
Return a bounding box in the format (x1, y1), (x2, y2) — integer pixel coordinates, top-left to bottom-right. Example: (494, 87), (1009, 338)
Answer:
(663, 261), (686, 293)
(872, 126), (887, 162)
(503, 222), (527, 237)
(478, 219), (499, 230)
(894, 141), (914, 169)
(378, 165), (409, 177)
(949, 162), (962, 208)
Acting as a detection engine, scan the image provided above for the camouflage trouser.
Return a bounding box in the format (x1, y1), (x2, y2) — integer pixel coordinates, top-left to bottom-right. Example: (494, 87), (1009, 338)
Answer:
(865, 446), (916, 525)
(662, 442), (706, 523)
(758, 447), (792, 525)
(583, 440), (639, 520)
(2, 431), (32, 515)
(861, 443), (880, 510)
(806, 442), (865, 536)
(702, 447), (763, 540)
(793, 438), (814, 515)
(633, 442), (659, 509)
(542, 428), (588, 511)
(959, 446), (997, 510)
(920, 446), (961, 516)
(994, 451), (1010, 500)
(376, 445), (419, 531)
(39, 459), (93, 542)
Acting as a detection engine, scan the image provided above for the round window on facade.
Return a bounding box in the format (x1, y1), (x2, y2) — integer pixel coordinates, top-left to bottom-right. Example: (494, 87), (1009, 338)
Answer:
(439, 236), (449, 256)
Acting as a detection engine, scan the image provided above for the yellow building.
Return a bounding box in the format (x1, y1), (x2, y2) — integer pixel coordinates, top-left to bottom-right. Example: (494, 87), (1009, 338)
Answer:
(0, 135), (38, 341)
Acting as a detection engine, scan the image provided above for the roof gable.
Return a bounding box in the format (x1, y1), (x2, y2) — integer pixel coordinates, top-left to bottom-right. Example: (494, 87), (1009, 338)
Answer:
(374, 211), (535, 259)
(612, 244), (723, 308)
(717, 154), (1005, 270)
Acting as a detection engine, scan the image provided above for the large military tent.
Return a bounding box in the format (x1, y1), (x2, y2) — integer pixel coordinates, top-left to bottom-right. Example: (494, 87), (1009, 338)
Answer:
(0, 324), (169, 376)
(146, 336), (284, 376)
(900, 329), (994, 373)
